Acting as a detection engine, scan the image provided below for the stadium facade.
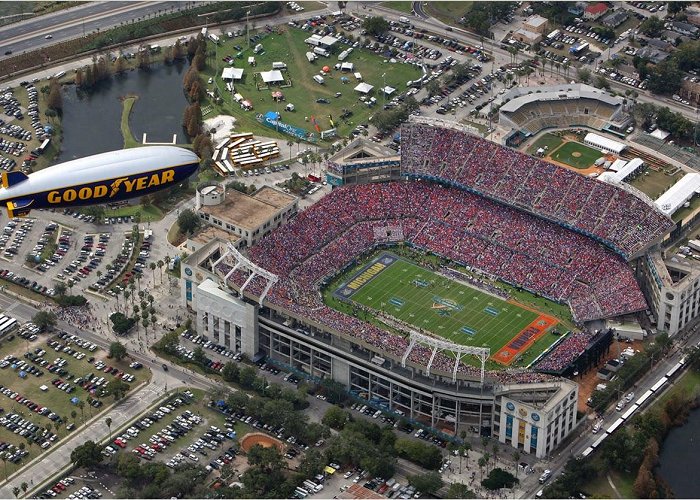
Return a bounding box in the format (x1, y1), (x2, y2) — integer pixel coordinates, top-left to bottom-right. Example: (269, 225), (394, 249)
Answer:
(181, 118), (675, 459)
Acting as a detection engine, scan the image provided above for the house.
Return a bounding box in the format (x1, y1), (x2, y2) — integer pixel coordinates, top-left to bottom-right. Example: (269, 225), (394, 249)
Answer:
(671, 21), (699, 37)
(636, 46), (669, 64)
(646, 38), (673, 52)
(602, 10), (629, 28)
(568, 2), (585, 16)
(584, 2), (609, 21)
(524, 15), (548, 34)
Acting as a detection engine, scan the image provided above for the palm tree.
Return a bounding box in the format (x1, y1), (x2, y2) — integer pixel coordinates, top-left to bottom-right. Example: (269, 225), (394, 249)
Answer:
(71, 410), (77, 423)
(477, 456), (486, 481)
(78, 401), (85, 423)
(105, 417), (112, 441)
(150, 315), (157, 334)
(483, 452), (491, 474)
(512, 451), (521, 478)
(136, 273), (142, 293)
(147, 294), (154, 309)
(96, 270), (102, 281)
(20, 482), (28, 495)
(122, 289), (129, 313)
(129, 282), (136, 305)
(149, 262), (157, 282)
(157, 260), (164, 283)
(463, 442), (471, 469)
(287, 140), (294, 160)
(12, 486), (19, 498)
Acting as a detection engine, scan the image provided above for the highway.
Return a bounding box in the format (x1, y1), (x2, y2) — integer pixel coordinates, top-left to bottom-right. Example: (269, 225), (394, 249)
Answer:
(0, 1), (189, 58)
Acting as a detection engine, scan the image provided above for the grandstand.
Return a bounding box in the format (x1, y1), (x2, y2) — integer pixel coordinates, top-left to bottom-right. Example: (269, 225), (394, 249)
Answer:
(499, 84), (629, 136)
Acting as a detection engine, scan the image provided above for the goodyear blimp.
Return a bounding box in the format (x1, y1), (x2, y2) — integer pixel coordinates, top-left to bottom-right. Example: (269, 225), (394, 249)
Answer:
(0, 146), (200, 217)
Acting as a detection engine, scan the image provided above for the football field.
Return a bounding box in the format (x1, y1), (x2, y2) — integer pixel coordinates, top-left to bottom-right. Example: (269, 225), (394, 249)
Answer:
(333, 253), (556, 361)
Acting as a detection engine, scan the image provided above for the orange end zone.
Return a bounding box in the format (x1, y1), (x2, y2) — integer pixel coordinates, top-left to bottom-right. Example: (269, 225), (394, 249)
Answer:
(492, 314), (558, 366)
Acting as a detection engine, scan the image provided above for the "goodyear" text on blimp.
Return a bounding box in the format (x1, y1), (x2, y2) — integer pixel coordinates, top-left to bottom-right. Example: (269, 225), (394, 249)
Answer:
(46, 169), (175, 204)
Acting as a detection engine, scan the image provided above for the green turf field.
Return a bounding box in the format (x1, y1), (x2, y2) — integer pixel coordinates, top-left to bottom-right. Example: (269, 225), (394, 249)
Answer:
(336, 253), (541, 352)
(549, 141), (602, 169)
(527, 132), (563, 156)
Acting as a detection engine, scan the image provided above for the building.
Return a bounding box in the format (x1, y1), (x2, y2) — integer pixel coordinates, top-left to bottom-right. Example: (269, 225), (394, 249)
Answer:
(325, 138), (400, 186)
(598, 158), (644, 184)
(584, 2), (609, 20)
(602, 10), (629, 28)
(636, 46), (669, 65)
(196, 184), (297, 247)
(654, 172), (700, 217)
(180, 237), (579, 458)
(583, 132), (626, 155)
(568, 2), (585, 16)
(524, 15), (548, 34)
(182, 226), (240, 254)
(671, 21), (699, 37)
(512, 28), (542, 45)
(640, 250), (700, 336)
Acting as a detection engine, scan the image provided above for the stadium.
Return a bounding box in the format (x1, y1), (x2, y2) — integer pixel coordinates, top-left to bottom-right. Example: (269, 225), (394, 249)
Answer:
(181, 118), (674, 459)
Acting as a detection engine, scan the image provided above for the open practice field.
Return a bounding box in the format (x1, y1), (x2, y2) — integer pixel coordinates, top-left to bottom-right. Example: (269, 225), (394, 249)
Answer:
(549, 140), (602, 169)
(205, 27), (421, 139)
(332, 253), (558, 366)
(526, 132), (564, 156)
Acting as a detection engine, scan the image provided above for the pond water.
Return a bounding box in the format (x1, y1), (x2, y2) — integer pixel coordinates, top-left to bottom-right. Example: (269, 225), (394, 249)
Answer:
(656, 407), (700, 498)
(57, 62), (188, 162)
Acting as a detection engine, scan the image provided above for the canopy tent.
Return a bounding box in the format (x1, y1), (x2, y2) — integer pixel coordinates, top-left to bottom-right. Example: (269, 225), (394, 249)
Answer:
(221, 67), (244, 81)
(340, 62), (354, 72)
(271, 91), (284, 101)
(260, 70), (284, 84)
(382, 86), (396, 96)
(354, 82), (374, 94)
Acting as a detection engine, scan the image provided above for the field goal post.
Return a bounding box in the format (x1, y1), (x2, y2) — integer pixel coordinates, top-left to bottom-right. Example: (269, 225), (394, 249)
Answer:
(214, 242), (278, 304)
(401, 331), (490, 384)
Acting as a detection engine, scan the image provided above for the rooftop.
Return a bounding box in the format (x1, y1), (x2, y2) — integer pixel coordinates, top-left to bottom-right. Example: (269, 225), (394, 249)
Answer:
(328, 138), (398, 165)
(525, 14), (547, 27)
(190, 226), (240, 246)
(199, 186), (295, 230)
(585, 2), (609, 14)
(500, 83), (623, 113)
(655, 172), (700, 216)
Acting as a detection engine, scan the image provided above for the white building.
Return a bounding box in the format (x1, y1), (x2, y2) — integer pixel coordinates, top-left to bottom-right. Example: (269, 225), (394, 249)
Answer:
(583, 132), (626, 155)
(641, 251), (700, 336)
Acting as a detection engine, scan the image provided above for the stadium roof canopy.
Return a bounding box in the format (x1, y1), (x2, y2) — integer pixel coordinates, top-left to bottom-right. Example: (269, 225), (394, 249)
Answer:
(260, 70), (284, 83)
(500, 83), (623, 113)
(655, 172), (700, 216)
(354, 82), (374, 94)
(584, 132), (626, 154)
(600, 158), (644, 184)
(221, 67), (244, 80)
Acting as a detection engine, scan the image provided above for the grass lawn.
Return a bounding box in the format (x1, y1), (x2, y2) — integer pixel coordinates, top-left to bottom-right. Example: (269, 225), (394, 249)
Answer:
(527, 132), (564, 156)
(120, 95), (140, 149)
(380, 1), (414, 14)
(550, 141), (602, 169)
(107, 203), (163, 222)
(0, 332), (150, 476)
(628, 168), (681, 199)
(204, 27), (421, 140)
(330, 252), (560, 365)
(671, 194), (700, 223)
(425, 1), (473, 26)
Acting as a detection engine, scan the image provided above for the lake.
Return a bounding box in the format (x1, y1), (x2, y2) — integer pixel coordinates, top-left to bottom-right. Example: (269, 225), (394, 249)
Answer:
(57, 62), (188, 162)
(657, 407), (700, 498)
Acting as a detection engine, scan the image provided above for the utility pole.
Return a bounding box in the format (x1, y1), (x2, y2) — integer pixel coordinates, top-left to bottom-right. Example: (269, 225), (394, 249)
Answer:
(246, 10), (251, 50)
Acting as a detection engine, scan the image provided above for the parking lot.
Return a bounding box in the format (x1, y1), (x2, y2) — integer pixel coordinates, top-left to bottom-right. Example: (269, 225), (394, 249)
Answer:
(0, 323), (149, 477)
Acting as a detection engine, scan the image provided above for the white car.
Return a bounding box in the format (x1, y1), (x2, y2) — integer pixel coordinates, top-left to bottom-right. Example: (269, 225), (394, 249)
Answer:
(45, 34), (53, 39)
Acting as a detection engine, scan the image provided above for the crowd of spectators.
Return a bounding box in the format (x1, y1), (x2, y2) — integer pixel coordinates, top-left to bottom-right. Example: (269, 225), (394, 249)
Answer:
(215, 179), (647, 384)
(400, 123), (675, 258)
(534, 330), (593, 372)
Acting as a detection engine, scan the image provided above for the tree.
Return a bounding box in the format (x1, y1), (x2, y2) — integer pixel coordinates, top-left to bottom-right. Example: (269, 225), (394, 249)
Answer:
(222, 361), (239, 382)
(408, 472), (443, 494)
(394, 438), (443, 470)
(32, 311), (57, 331)
(105, 417), (113, 441)
(104, 378), (130, 400)
(322, 406), (349, 430)
(425, 79), (441, 98)
(109, 341), (127, 361)
(110, 312), (136, 335)
(478, 457), (487, 481)
(71, 440), (103, 468)
(47, 79), (63, 112)
(448, 482), (476, 498)
(362, 16), (389, 36)
(177, 209), (201, 235)
(12, 487), (19, 498)
(239, 365), (258, 388)
(640, 15), (665, 37)
(54, 282), (67, 296)
(20, 483), (28, 495)
(298, 448), (325, 478)
(482, 468), (518, 490)
(193, 346), (208, 366)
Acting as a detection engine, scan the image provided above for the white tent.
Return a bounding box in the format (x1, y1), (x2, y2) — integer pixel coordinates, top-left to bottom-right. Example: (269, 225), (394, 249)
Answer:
(650, 128), (670, 140)
(382, 86), (396, 96)
(340, 62), (354, 72)
(260, 70), (284, 84)
(354, 82), (374, 94)
(221, 67), (244, 81)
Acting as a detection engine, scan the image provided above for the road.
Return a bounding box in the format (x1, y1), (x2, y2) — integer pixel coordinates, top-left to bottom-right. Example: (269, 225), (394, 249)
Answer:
(0, 1), (191, 59)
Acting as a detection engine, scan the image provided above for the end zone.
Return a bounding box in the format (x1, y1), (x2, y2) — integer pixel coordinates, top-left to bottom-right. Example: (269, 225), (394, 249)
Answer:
(492, 314), (558, 366)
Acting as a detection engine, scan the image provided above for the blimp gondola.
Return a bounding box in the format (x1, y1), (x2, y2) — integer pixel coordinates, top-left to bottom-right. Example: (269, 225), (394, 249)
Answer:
(0, 146), (200, 217)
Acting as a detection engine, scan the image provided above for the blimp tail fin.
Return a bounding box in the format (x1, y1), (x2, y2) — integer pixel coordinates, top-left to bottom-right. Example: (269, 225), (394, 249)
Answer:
(6, 199), (33, 218)
(1, 171), (28, 189)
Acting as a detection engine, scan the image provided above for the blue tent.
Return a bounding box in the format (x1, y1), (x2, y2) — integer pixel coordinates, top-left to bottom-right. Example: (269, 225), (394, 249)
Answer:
(18, 371), (26, 378)
(70, 397), (79, 405)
